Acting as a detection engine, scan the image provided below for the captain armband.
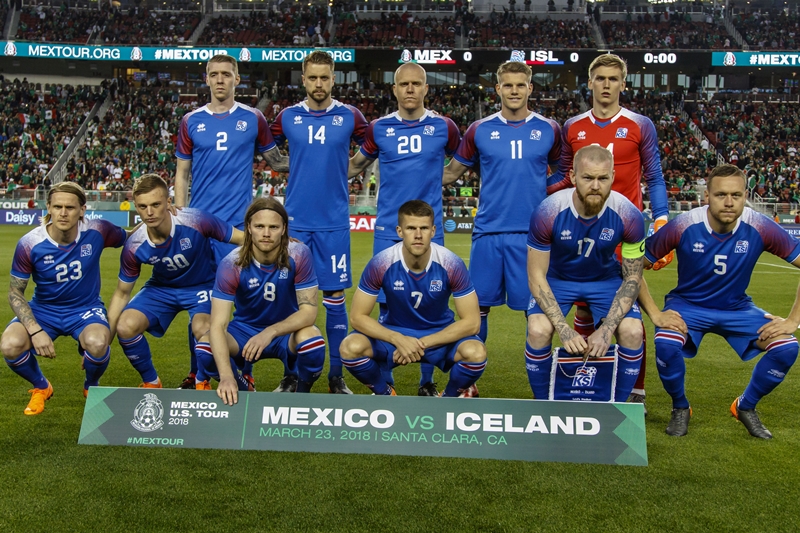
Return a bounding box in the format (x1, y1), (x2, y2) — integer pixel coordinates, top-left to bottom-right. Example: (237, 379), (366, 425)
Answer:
(621, 240), (646, 260)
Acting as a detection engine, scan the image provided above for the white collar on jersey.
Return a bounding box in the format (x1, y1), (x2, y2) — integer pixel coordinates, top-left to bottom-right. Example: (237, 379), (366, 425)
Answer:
(588, 108), (625, 125)
(301, 99), (340, 113)
(144, 212), (176, 247)
(203, 102), (239, 116)
(494, 110), (536, 124)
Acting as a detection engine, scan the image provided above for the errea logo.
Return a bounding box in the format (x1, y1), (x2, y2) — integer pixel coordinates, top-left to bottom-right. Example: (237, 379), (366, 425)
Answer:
(393, 280), (405, 291)
(294, 116), (303, 125)
(197, 123), (206, 132)
(248, 277), (260, 289)
(490, 131), (500, 140)
(560, 230), (572, 240)
(386, 127), (395, 137)
(43, 254), (54, 264)
(692, 242), (705, 253)
(577, 131), (586, 140)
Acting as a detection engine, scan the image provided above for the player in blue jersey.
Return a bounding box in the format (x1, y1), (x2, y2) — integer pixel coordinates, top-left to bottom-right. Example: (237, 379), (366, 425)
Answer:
(270, 50), (368, 395)
(347, 62), (462, 396)
(340, 200), (487, 397)
(526, 146), (645, 401)
(209, 198), (326, 405)
(553, 54), (673, 410)
(638, 164), (800, 439)
(174, 54), (288, 390)
(443, 60), (562, 350)
(2, 182), (130, 415)
(107, 175), (244, 389)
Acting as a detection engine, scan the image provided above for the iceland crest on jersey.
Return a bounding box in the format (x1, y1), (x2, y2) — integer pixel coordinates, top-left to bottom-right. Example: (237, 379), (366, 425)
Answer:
(332, 115), (343, 126)
(573, 365), (597, 387)
(423, 125), (436, 136)
(530, 129), (542, 140)
(599, 228), (615, 241)
(81, 244), (92, 257)
(236, 120), (248, 132)
(615, 127), (629, 139)
(279, 268), (289, 279)
(735, 240), (749, 253)
(429, 279), (443, 292)
(180, 238), (192, 250)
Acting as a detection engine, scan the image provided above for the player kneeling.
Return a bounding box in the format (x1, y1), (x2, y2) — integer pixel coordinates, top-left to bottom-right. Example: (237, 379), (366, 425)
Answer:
(640, 164), (800, 439)
(525, 146), (645, 402)
(211, 198), (326, 405)
(2, 183), (132, 414)
(340, 200), (486, 396)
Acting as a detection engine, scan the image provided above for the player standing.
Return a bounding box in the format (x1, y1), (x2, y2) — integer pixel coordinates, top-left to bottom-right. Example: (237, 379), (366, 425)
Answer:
(174, 54), (288, 389)
(443, 61), (562, 349)
(270, 50), (368, 394)
(107, 175), (245, 390)
(526, 146), (645, 400)
(2, 182), (129, 414)
(348, 62), (461, 396)
(210, 198), (326, 404)
(554, 53), (672, 409)
(639, 164), (800, 439)
(340, 200), (487, 396)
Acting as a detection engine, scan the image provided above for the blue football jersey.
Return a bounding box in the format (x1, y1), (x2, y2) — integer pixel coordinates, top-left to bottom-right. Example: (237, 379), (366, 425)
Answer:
(271, 100), (367, 231)
(360, 110), (461, 239)
(120, 209), (233, 288)
(527, 189), (645, 282)
(358, 242), (474, 330)
(645, 206), (800, 309)
(213, 241), (318, 328)
(176, 103), (276, 228)
(11, 219), (126, 308)
(453, 111), (561, 235)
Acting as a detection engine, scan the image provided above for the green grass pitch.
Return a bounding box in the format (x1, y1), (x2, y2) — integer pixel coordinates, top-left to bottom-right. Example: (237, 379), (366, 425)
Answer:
(0, 225), (798, 532)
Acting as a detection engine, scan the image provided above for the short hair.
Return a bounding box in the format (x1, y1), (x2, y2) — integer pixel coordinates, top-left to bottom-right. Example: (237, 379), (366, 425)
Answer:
(394, 62), (427, 84)
(238, 197), (291, 271)
(207, 54), (238, 77)
(44, 181), (86, 224)
(574, 145), (614, 173)
(397, 199), (435, 224)
(707, 164), (746, 189)
(303, 50), (334, 74)
(133, 174), (169, 198)
(496, 61), (532, 83)
(588, 53), (628, 81)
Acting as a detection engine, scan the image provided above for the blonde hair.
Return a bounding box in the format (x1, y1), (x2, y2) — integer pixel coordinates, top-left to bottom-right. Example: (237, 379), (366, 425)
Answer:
(496, 61), (532, 83)
(588, 53), (628, 81)
(133, 174), (168, 198)
(207, 54), (239, 77)
(44, 181), (86, 224)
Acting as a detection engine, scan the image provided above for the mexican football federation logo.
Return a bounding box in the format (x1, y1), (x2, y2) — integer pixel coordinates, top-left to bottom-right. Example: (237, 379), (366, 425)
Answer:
(239, 48), (252, 62)
(572, 366), (597, 388)
(130, 46), (143, 61)
(4, 41), (17, 57)
(131, 393), (164, 432)
(400, 49), (413, 63)
(723, 52), (736, 66)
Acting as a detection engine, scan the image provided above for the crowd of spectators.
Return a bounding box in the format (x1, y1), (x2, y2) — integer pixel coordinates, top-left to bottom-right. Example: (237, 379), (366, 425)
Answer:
(15, 4), (107, 43)
(99, 7), (201, 45)
(467, 13), (594, 48)
(601, 15), (729, 49)
(733, 10), (800, 50)
(334, 13), (457, 48)
(0, 77), (106, 192)
(198, 6), (329, 47)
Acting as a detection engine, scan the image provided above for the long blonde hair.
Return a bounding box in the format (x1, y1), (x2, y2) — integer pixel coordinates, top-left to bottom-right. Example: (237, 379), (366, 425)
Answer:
(237, 197), (291, 271)
(44, 182), (87, 224)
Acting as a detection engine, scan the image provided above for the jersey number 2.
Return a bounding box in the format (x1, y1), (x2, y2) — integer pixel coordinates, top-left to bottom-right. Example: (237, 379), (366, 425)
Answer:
(216, 132), (227, 151)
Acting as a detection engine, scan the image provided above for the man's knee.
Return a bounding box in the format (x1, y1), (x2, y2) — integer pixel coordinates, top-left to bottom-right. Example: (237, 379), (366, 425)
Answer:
(1, 325), (31, 359)
(293, 325), (322, 345)
(526, 314), (553, 347)
(456, 340), (486, 363)
(80, 326), (110, 356)
(616, 319), (644, 348)
(340, 334), (371, 360)
(117, 310), (148, 339)
(191, 314), (210, 340)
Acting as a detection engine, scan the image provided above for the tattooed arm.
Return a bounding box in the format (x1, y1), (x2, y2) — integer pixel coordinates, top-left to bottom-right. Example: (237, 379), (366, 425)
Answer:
(262, 146), (289, 173)
(527, 247), (588, 356)
(584, 256), (644, 358)
(239, 286), (319, 362)
(9, 276), (56, 358)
